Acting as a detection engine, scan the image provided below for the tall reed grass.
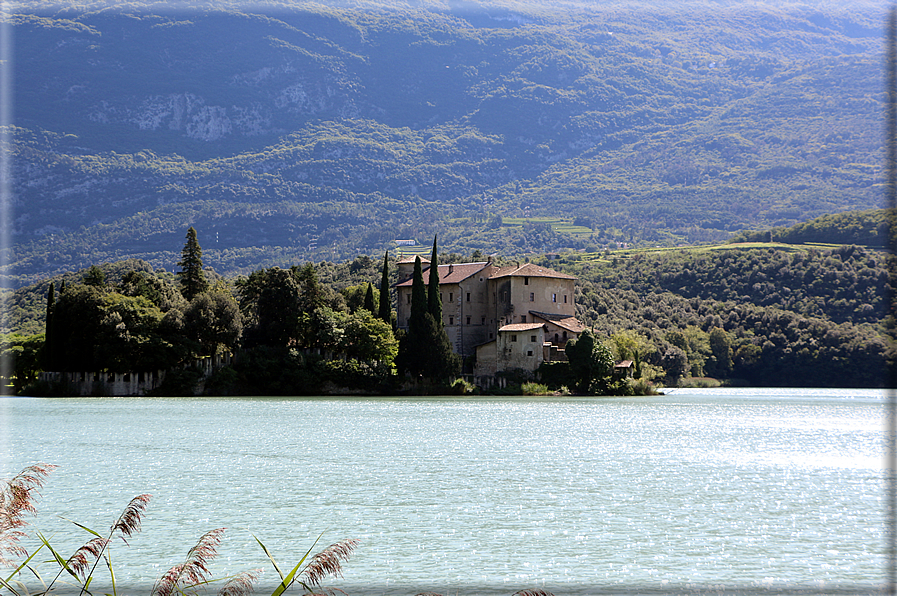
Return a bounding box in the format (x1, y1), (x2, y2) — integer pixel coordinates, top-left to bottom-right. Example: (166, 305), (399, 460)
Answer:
(0, 464), (556, 596)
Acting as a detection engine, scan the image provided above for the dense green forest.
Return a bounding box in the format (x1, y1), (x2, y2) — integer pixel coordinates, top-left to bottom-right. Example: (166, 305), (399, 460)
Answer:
(2, 223), (893, 391)
(549, 243), (893, 388)
(4, 1), (886, 286)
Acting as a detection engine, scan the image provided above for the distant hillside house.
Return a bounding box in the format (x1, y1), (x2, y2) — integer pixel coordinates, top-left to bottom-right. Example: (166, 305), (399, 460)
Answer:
(394, 258), (584, 385)
(395, 239), (417, 246)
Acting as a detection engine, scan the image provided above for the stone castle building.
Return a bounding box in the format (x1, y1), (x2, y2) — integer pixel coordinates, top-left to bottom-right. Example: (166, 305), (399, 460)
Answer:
(394, 257), (585, 385)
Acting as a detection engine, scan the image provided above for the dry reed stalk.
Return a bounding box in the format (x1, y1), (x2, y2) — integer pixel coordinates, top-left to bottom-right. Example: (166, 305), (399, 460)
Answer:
(153, 528), (225, 596)
(300, 539), (359, 586)
(67, 537), (111, 579)
(0, 463), (55, 566)
(217, 568), (261, 596)
(111, 493), (151, 544)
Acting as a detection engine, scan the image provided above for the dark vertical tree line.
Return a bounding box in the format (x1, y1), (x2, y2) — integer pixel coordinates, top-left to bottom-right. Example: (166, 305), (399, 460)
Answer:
(396, 238), (461, 382)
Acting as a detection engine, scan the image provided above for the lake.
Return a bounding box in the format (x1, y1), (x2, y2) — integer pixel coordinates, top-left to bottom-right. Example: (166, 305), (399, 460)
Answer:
(0, 388), (888, 595)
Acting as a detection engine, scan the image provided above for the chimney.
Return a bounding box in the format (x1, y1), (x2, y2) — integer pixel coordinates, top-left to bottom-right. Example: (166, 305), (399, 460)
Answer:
(449, 264), (454, 275)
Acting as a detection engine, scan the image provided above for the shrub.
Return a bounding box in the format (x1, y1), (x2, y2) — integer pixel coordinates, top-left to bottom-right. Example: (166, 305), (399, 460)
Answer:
(521, 382), (550, 395)
(448, 377), (477, 395)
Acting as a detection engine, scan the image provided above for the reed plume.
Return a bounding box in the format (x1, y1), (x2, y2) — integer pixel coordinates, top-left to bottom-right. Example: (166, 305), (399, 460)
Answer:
(67, 537), (111, 579)
(43, 494), (152, 596)
(0, 463), (55, 566)
(153, 528), (225, 596)
(300, 538), (359, 587)
(217, 568), (261, 596)
(111, 493), (151, 544)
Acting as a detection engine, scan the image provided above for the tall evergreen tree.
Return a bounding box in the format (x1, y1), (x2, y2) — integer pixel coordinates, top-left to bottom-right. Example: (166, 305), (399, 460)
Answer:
(364, 283), (376, 313)
(378, 251), (391, 323)
(427, 235), (442, 324)
(398, 255), (460, 380)
(410, 256), (428, 332)
(43, 283), (55, 370)
(177, 227), (208, 301)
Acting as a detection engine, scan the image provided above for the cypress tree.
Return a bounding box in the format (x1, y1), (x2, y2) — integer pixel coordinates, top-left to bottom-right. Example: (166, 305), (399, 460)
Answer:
(363, 282), (375, 313)
(177, 226), (208, 301)
(378, 251), (391, 323)
(44, 283), (55, 370)
(410, 256), (428, 332)
(398, 255), (461, 380)
(427, 235), (442, 324)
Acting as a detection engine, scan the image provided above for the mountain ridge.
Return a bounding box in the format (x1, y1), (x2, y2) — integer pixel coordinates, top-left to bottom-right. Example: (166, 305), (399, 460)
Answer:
(5, 1), (886, 284)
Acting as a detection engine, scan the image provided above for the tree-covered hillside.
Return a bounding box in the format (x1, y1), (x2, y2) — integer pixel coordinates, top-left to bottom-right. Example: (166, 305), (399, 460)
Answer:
(537, 243), (893, 388)
(5, 1), (886, 285)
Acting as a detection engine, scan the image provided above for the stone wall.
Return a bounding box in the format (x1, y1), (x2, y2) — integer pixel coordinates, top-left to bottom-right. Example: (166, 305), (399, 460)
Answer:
(38, 353), (234, 397)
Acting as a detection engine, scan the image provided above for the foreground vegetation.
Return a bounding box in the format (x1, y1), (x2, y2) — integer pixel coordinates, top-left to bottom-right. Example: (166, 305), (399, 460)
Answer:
(0, 464), (559, 596)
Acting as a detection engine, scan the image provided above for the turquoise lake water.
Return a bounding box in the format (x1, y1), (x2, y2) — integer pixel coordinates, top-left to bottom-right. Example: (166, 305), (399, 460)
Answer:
(0, 388), (888, 595)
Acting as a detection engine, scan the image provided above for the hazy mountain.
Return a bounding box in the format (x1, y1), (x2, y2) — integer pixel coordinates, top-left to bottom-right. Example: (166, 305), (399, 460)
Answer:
(5, 0), (886, 285)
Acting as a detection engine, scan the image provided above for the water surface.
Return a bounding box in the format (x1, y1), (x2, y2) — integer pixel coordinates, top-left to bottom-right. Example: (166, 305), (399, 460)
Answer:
(0, 389), (887, 594)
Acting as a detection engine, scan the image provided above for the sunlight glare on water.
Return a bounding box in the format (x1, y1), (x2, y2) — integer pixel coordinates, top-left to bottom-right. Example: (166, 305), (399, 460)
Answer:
(0, 389), (886, 594)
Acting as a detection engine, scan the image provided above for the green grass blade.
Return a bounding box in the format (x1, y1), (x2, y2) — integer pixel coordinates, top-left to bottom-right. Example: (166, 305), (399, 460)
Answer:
(0, 575), (24, 596)
(105, 551), (116, 596)
(252, 534), (284, 581)
(270, 532), (322, 596)
(57, 515), (102, 538)
(2, 540), (46, 584)
(37, 533), (79, 582)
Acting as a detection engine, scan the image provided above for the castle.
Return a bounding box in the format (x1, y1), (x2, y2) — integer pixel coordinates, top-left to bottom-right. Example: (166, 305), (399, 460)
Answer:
(394, 257), (585, 386)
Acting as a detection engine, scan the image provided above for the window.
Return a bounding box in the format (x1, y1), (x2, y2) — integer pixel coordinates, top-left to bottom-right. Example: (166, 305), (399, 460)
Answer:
(521, 315), (526, 323)
(530, 335), (537, 342)
(530, 292), (534, 302)
(527, 350), (533, 356)
(564, 294), (568, 304)
(481, 317), (486, 324)
(511, 335), (518, 342)
(466, 316), (471, 324)
(524, 277), (529, 285)
(449, 292), (453, 302)
(489, 332), (494, 339)
(552, 293), (557, 302)
(466, 293), (471, 302)
(449, 316), (454, 325)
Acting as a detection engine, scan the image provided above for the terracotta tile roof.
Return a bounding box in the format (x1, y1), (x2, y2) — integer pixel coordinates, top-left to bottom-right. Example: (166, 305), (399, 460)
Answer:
(529, 311), (586, 333)
(615, 360), (634, 368)
(489, 262), (575, 280)
(499, 323), (547, 332)
(396, 262), (490, 287)
(397, 256), (429, 265)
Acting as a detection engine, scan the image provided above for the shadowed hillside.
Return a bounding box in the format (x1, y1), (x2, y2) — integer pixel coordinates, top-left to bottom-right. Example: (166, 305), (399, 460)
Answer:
(5, 0), (886, 285)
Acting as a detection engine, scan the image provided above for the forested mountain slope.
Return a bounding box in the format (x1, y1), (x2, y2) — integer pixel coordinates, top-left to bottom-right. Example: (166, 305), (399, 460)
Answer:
(539, 243), (893, 387)
(5, 1), (886, 285)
